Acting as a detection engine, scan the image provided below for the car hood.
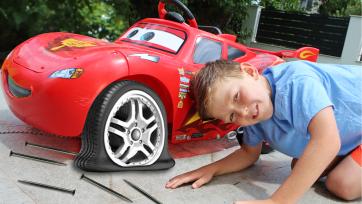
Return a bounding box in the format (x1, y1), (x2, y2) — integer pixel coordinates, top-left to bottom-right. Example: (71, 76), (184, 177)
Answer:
(13, 32), (122, 73)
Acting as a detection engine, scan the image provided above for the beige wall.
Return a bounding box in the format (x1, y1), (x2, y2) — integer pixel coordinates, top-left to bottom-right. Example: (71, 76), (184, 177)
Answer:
(339, 16), (362, 65)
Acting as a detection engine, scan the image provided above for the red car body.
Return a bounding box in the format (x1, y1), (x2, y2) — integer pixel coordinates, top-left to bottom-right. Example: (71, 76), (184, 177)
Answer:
(0, 0), (319, 171)
(1, 17), (318, 140)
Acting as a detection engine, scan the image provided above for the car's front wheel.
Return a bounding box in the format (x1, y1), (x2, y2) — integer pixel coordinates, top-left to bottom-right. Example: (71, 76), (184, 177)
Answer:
(75, 81), (174, 171)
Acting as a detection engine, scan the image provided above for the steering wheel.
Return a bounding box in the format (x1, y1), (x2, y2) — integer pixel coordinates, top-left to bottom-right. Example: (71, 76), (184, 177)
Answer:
(158, 0), (198, 28)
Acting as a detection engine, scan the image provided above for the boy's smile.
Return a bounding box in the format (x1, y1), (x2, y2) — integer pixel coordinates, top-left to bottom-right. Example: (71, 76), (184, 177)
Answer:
(208, 65), (273, 126)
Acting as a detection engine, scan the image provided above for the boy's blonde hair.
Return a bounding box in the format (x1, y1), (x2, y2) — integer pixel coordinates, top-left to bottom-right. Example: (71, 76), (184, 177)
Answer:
(192, 60), (242, 120)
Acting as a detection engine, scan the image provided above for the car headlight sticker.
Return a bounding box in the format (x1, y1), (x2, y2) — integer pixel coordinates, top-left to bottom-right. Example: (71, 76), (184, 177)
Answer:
(49, 68), (83, 79)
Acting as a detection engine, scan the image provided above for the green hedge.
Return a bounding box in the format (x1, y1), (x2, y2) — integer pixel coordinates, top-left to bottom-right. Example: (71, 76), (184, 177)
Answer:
(0, 0), (251, 55)
(260, 0), (362, 16)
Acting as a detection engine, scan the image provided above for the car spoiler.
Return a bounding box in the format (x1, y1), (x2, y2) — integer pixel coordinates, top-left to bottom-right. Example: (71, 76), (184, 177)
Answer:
(247, 46), (319, 62)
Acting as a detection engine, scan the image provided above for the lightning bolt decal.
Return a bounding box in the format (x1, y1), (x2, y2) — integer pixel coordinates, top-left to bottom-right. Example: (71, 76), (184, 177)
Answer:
(128, 53), (160, 63)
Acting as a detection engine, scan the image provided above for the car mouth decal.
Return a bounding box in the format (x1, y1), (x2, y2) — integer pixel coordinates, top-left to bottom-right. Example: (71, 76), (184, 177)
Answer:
(49, 38), (97, 51)
(128, 53), (160, 63)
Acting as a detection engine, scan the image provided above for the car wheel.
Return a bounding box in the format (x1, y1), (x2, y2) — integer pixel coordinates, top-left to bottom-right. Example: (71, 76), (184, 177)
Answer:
(75, 80), (174, 171)
(225, 130), (237, 141)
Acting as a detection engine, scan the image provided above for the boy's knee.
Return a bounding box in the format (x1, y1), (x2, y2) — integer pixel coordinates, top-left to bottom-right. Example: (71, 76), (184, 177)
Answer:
(326, 173), (359, 201)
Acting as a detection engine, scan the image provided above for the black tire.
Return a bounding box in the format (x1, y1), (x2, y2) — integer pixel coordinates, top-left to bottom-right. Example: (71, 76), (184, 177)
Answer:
(74, 80), (175, 171)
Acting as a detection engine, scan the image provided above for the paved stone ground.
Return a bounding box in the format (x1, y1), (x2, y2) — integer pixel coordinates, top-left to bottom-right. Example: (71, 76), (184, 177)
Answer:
(0, 62), (361, 204)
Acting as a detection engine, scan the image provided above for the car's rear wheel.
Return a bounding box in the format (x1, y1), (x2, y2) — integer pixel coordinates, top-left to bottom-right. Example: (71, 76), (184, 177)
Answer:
(75, 81), (174, 171)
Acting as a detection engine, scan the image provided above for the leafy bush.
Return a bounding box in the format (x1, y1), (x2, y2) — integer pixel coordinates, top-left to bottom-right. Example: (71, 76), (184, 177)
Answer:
(0, 0), (251, 53)
(129, 0), (251, 42)
(0, 0), (132, 52)
(260, 0), (303, 12)
(260, 0), (362, 16)
(319, 0), (362, 16)
(187, 0), (251, 41)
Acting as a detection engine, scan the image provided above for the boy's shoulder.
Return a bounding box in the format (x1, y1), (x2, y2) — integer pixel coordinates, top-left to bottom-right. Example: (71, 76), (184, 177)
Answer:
(263, 61), (317, 85)
(274, 60), (315, 74)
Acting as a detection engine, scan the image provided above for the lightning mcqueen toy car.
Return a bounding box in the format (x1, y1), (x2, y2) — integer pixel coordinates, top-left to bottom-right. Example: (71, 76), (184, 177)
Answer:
(0, 0), (318, 171)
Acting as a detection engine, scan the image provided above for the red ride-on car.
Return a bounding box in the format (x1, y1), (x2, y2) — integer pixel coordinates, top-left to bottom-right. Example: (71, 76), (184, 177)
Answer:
(0, 0), (319, 171)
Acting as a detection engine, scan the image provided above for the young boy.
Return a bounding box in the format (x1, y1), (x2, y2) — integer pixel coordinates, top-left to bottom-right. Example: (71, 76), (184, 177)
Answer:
(165, 60), (362, 203)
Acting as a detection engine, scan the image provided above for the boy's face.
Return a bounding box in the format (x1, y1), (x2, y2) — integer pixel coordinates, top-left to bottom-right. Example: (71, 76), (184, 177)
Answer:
(208, 66), (273, 126)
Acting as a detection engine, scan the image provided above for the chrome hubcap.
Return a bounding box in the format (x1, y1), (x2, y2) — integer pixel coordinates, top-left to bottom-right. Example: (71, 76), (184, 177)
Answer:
(131, 128), (141, 141)
(104, 90), (165, 167)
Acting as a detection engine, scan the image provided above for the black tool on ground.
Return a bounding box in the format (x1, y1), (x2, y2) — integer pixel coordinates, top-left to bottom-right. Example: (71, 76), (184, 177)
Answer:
(123, 179), (162, 204)
(9, 150), (66, 166)
(18, 179), (75, 195)
(80, 174), (133, 203)
(25, 141), (77, 156)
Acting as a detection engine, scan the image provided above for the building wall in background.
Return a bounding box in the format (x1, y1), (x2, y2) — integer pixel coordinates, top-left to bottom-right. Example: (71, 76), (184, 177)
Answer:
(244, 6), (361, 65)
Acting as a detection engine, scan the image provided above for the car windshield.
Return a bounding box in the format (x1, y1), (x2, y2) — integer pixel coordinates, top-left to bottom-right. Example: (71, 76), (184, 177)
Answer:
(119, 23), (186, 54)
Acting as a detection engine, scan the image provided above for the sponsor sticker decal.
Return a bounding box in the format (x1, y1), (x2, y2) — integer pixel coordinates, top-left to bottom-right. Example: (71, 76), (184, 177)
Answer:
(50, 38), (97, 51)
(177, 67), (194, 108)
(177, 101), (184, 108)
(178, 67), (185, 75)
(176, 134), (187, 141)
(180, 76), (190, 84)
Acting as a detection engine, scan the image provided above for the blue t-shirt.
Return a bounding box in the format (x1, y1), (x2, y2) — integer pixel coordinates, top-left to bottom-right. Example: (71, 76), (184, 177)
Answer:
(243, 61), (362, 158)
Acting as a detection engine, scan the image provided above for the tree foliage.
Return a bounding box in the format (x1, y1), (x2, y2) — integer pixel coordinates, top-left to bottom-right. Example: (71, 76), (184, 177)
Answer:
(261, 0), (302, 12)
(319, 0), (362, 16)
(0, 0), (133, 52)
(0, 0), (251, 53)
(260, 0), (362, 16)
(187, 0), (251, 40)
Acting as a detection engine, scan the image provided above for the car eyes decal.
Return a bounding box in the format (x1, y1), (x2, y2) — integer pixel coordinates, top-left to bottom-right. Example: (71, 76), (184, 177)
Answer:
(127, 29), (139, 38)
(140, 32), (155, 41)
(123, 27), (184, 53)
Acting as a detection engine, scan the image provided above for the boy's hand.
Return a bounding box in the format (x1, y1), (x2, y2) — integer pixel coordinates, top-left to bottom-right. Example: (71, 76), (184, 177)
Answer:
(165, 165), (216, 189)
(166, 145), (261, 189)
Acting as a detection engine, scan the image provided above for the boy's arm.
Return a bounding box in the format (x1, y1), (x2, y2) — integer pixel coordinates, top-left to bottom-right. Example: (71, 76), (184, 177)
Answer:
(214, 142), (262, 176)
(270, 106), (340, 203)
(166, 142), (262, 189)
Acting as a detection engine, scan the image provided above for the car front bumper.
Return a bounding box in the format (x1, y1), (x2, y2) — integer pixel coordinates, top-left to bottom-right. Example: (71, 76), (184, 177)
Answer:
(1, 60), (91, 137)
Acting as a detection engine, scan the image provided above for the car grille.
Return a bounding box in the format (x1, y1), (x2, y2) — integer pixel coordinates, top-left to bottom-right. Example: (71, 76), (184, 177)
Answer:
(7, 74), (31, 98)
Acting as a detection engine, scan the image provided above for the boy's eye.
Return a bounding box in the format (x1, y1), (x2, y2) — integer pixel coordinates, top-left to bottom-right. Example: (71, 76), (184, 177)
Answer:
(230, 112), (234, 123)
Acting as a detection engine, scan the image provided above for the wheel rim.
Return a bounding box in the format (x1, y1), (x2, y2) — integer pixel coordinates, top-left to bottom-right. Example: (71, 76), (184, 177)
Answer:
(104, 90), (165, 167)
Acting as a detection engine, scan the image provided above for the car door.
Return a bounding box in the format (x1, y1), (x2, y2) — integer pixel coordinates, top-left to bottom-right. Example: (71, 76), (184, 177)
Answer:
(171, 36), (237, 143)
